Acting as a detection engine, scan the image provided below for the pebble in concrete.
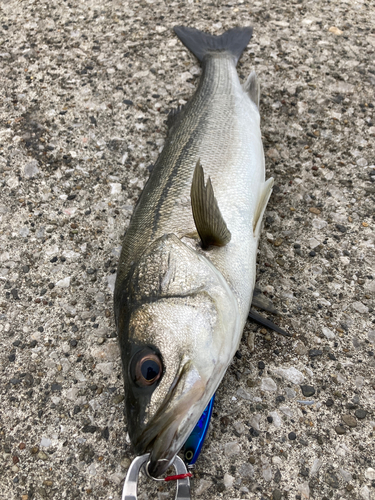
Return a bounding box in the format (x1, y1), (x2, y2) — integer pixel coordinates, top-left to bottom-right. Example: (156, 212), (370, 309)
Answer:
(300, 385), (315, 397)
(40, 438), (52, 448)
(342, 415), (357, 428)
(273, 367), (304, 385)
(355, 409), (367, 419)
(335, 425), (347, 435)
(365, 468), (375, 481)
(261, 377), (277, 392)
(224, 442), (240, 457)
(55, 277), (71, 288)
(272, 489), (282, 500)
(223, 473), (234, 489)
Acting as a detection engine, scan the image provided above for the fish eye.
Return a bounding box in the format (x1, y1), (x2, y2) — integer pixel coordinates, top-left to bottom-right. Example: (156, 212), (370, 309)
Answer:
(131, 349), (163, 387)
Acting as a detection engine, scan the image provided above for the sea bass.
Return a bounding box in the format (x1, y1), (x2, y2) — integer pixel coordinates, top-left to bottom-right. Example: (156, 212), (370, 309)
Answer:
(114, 25), (274, 477)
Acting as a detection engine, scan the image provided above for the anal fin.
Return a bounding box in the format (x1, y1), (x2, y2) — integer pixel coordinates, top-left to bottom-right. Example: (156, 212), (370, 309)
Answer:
(252, 287), (280, 315)
(253, 177), (274, 238)
(191, 160), (231, 249)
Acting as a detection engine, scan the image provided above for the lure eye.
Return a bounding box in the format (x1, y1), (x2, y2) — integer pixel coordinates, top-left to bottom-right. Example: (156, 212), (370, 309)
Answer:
(131, 349), (163, 387)
(184, 449), (194, 462)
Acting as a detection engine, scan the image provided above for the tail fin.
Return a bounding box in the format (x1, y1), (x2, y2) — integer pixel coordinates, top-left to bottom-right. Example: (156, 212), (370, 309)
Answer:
(173, 26), (253, 64)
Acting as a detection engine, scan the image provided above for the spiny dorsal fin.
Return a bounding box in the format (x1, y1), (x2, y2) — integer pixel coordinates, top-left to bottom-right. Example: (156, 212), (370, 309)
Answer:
(191, 160), (231, 249)
(243, 71), (260, 108)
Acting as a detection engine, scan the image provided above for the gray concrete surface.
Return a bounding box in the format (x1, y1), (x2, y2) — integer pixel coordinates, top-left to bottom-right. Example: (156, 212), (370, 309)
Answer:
(0, 0), (374, 499)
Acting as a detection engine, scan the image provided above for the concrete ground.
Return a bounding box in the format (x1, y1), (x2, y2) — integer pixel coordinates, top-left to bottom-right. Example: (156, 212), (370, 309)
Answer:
(0, 0), (374, 499)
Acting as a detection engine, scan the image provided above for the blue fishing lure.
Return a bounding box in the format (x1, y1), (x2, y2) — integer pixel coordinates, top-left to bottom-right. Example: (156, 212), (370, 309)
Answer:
(183, 394), (215, 465)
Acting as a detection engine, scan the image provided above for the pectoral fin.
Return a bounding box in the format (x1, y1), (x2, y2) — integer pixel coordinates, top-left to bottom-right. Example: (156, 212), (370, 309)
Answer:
(253, 177), (274, 238)
(191, 160), (231, 249)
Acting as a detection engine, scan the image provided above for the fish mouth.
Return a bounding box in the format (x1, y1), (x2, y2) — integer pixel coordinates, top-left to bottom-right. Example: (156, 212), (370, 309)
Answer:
(131, 362), (206, 477)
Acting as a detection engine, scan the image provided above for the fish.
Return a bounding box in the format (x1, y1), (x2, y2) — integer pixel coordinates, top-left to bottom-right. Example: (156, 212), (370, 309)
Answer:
(114, 25), (274, 477)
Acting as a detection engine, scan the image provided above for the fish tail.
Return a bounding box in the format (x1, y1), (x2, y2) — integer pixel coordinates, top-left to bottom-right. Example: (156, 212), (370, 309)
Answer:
(173, 25), (253, 64)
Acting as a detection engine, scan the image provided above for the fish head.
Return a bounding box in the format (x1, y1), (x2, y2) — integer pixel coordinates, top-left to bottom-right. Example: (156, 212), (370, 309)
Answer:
(116, 234), (239, 477)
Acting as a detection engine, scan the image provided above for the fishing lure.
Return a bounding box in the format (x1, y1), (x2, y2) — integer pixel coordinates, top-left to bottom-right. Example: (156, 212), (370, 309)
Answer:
(183, 394), (215, 466)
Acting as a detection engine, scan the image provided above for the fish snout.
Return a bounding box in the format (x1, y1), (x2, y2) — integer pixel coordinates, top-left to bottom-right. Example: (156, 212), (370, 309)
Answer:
(143, 369), (207, 477)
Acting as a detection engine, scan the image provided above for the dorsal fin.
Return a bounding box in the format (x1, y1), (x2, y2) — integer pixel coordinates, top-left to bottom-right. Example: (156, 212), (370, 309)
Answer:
(191, 160), (231, 249)
(243, 71), (260, 108)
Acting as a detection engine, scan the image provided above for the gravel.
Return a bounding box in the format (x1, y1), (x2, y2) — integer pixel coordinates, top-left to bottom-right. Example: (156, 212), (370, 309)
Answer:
(1, 1), (374, 499)
(300, 384), (316, 397)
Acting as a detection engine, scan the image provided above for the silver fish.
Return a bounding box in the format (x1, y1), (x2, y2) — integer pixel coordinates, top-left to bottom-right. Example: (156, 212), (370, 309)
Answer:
(114, 25), (274, 477)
